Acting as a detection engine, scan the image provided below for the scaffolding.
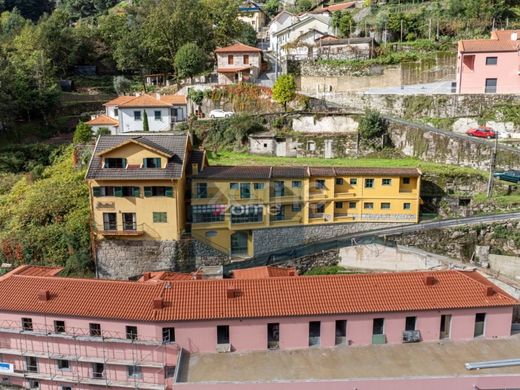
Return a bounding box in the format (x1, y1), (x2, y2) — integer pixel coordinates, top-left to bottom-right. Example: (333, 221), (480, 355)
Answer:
(0, 320), (179, 389)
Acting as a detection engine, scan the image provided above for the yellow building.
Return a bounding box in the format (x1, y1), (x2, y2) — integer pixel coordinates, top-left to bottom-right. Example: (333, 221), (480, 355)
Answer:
(190, 166), (422, 257)
(86, 134), (206, 241)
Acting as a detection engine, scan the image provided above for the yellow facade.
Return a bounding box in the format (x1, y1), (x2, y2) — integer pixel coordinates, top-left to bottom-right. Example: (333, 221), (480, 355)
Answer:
(191, 170), (421, 256)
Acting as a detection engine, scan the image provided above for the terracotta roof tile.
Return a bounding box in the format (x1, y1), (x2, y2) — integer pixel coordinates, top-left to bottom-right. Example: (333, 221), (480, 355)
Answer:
(459, 30), (520, 53)
(0, 267), (516, 322)
(313, 1), (355, 13)
(159, 94), (187, 105)
(86, 115), (119, 126)
(215, 43), (262, 53)
(103, 96), (134, 106)
(117, 94), (172, 108)
(232, 266), (297, 279)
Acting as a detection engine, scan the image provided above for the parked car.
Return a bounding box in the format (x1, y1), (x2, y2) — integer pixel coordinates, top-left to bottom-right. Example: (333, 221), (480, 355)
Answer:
(466, 126), (496, 139)
(493, 170), (520, 184)
(496, 129), (512, 139)
(209, 109), (234, 118)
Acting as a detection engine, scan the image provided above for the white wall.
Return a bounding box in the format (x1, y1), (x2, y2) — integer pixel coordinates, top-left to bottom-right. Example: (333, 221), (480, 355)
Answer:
(119, 107), (172, 133)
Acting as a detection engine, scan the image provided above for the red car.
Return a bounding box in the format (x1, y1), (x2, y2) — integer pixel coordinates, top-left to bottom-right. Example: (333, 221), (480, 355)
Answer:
(466, 126), (496, 139)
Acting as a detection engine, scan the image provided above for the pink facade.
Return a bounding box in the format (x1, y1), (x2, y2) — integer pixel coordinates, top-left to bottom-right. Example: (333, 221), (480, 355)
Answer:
(457, 30), (520, 94)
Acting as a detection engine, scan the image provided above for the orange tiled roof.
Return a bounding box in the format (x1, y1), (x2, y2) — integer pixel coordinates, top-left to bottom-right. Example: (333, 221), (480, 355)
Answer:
(215, 43), (262, 53)
(232, 266), (298, 279)
(0, 267), (516, 322)
(159, 94), (187, 105)
(138, 271), (194, 283)
(314, 1), (355, 13)
(459, 29), (520, 53)
(103, 95), (134, 106)
(86, 115), (119, 126)
(117, 94), (172, 108)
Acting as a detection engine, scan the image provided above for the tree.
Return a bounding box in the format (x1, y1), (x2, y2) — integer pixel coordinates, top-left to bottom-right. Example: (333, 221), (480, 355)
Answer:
(113, 76), (132, 95)
(143, 111), (149, 131)
(295, 0), (313, 12)
(59, 0), (119, 20)
(332, 11), (356, 38)
(187, 88), (204, 114)
(73, 122), (93, 144)
(358, 110), (387, 143)
(174, 42), (207, 82)
(272, 74), (296, 112)
(264, 0), (280, 17)
(237, 21), (257, 46)
(2, 0), (54, 21)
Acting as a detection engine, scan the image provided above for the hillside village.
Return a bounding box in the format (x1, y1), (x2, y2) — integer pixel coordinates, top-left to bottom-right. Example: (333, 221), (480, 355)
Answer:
(0, 0), (520, 389)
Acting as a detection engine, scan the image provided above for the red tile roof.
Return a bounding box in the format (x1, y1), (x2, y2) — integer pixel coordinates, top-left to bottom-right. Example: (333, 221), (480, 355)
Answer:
(232, 266), (297, 279)
(459, 30), (520, 53)
(159, 94), (187, 105)
(313, 1), (355, 13)
(215, 43), (262, 53)
(86, 114), (119, 126)
(0, 267), (516, 322)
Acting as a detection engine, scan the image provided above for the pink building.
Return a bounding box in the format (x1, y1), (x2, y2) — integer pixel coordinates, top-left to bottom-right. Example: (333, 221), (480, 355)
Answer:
(457, 29), (520, 94)
(0, 265), (517, 389)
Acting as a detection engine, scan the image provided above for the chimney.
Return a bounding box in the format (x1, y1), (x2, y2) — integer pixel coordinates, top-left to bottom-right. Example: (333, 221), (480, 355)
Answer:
(486, 286), (496, 296)
(227, 286), (241, 298)
(38, 290), (50, 301)
(134, 92), (141, 97)
(424, 275), (436, 286)
(288, 269), (297, 276)
(512, 32), (518, 41)
(142, 272), (151, 282)
(193, 271), (203, 280)
(156, 92), (161, 100)
(153, 297), (164, 309)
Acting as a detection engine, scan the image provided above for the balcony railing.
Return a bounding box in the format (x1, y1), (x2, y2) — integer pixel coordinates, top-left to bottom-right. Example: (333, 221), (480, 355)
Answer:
(95, 224), (145, 236)
(309, 213), (325, 219)
(269, 215), (303, 224)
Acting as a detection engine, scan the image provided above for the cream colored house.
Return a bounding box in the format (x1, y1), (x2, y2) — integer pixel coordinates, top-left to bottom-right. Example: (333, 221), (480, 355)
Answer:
(238, 1), (267, 32)
(215, 43), (263, 84)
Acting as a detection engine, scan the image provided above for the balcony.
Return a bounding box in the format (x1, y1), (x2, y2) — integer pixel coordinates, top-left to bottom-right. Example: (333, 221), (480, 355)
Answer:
(269, 188), (303, 201)
(309, 189), (328, 199)
(96, 224), (145, 237)
(334, 212), (355, 221)
(269, 214), (303, 224)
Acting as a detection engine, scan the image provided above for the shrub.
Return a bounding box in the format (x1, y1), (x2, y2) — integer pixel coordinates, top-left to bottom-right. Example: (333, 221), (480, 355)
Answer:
(359, 110), (388, 140)
(73, 121), (93, 144)
(95, 127), (111, 136)
(272, 74), (296, 112)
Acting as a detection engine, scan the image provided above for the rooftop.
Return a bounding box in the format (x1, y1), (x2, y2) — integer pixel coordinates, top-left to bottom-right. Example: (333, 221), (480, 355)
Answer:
(178, 334), (520, 383)
(85, 134), (188, 180)
(86, 114), (119, 126)
(312, 1), (355, 13)
(193, 165), (421, 180)
(0, 267), (516, 322)
(104, 94), (187, 108)
(214, 42), (262, 53)
(459, 29), (520, 53)
(232, 266), (297, 279)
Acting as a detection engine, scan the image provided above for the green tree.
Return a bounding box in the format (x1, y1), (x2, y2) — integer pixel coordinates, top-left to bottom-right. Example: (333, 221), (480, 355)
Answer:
(59, 0), (119, 20)
(295, 0), (313, 12)
(143, 111), (149, 131)
(174, 42), (207, 82)
(113, 76), (132, 95)
(73, 121), (93, 144)
(264, 0), (280, 17)
(237, 21), (257, 46)
(272, 74), (296, 112)
(188, 88), (204, 113)
(332, 11), (356, 38)
(358, 110), (387, 143)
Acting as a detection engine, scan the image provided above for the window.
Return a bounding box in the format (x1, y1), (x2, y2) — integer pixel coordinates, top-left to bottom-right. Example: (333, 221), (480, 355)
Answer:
(382, 178), (392, 185)
(315, 180), (325, 190)
(205, 231), (217, 238)
(349, 178), (357, 185)
(474, 313), (486, 337)
(402, 177), (410, 184)
(403, 203), (411, 210)
(485, 78), (497, 93)
(307, 141), (316, 151)
(254, 183), (264, 190)
(143, 158), (162, 168)
(57, 360), (69, 370)
(103, 213), (117, 231)
(217, 325), (230, 344)
(154, 110), (162, 120)
(134, 111), (142, 121)
(126, 326), (138, 340)
(309, 321), (321, 346)
(292, 203), (302, 212)
(348, 202), (356, 209)
(196, 183), (208, 198)
(335, 202), (343, 209)
(243, 55), (249, 64)
(381, 202), (391, 209)
(54, 321), (66, 334)
(144, 186), (174, 197)
(240, 183), (251, 199)
(162, 327), (175, 343)
(28, 380), (39, 389)
(364, 202), (374, 209)
(227, 55), (234, 65)
(485, 56), (497, 65)
(274, 181), (285, 197)
(165, 366), (176, 378)
(104, 158), (126, 168)
(192, 205), (226, 223)
(335, 178), (344, 185)
(114, 108), (119, 117)
(22, 318), (33, 331)
(231, 205), (263, 224)
(273, 204), (285, 221)
(263, 143), (268, 148)
(373, 318), (384, 335)
(153, 212), (168, 223)
(230, 183), (239, 190)
(292, 180), (302, 188)
(61, 387), (72, 390)
(92, 363), (104, 379)
(89, 323), (101, 337)
(128, 365), (142, 379)
(122, 212), (136, 231)
(26, 356), (38, 372)
(93, 186), (139, 197)
(364, 178), (374, 188)
(335, 320), (347, 345)
(122, 186), (140, 197)
(267, 323), (279, 349)
(405, 316), (416, 331)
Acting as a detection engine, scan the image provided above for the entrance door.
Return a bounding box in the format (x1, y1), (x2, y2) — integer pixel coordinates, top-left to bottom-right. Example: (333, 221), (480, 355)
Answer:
(440, 314), (451, 339)
(103, 213), (117, 231)
(122, 213), (136, 231)
(230, 232), (248, 257)
(324, 139), (334, 159)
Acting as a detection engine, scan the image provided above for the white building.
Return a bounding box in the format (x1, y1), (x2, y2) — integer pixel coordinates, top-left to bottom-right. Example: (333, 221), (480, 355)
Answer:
(267, 10), (299, 51)
(87, 94), (188, 134)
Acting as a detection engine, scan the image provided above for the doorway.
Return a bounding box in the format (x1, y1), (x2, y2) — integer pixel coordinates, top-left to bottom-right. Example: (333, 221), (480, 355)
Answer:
(440, 314), (451, 339)
(231, 231), (248, 257)
(122, 213), (136, 231)
(324, 139), (333, 159)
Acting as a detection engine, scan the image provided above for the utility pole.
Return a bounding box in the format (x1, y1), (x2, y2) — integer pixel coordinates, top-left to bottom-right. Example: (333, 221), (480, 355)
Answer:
(486, 136), (498, 198)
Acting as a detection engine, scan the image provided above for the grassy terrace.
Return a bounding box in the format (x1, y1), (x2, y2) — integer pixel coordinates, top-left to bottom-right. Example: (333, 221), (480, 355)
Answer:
(207, 151), (486, 177)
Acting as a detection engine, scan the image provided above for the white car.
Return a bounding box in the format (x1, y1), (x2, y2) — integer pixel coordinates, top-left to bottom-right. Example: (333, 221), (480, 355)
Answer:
(209, 109), (234, 118)
(496, 129), (511, 139)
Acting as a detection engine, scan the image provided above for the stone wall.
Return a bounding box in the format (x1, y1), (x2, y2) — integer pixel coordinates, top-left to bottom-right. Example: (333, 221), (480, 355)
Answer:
(252, 221), (407, 256)
(489, 254), (520, 281)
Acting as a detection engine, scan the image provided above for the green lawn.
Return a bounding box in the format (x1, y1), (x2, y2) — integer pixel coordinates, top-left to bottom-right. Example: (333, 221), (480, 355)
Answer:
(207, 151), (486, 177)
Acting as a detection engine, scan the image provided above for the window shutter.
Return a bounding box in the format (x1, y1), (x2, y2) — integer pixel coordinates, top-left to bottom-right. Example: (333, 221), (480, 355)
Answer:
(132, 187), (140, 197)
(154, 158), (161, 168)
(143, 158), (148, 168)
(114, 187), (123, 197)
(92, 187), (102, 197)
(144, 187), (152, 197)
(122, 158), (127, 168)
(165, 187), (174, 197)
